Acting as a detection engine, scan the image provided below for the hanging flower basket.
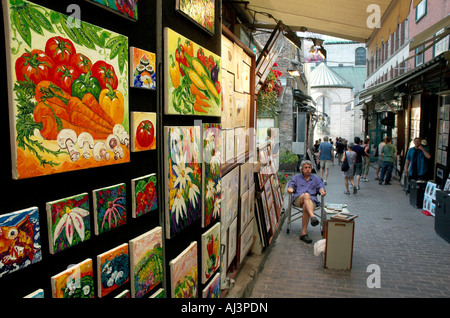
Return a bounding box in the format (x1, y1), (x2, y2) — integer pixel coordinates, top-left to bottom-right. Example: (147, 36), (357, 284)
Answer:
(257, 66), (282, 117)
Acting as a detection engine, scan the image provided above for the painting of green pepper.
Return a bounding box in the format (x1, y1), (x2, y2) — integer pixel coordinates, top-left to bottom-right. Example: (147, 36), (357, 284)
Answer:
(3, 0), (129, 179)
(164, 28), (221, 116)
(201, 222), (220, 283)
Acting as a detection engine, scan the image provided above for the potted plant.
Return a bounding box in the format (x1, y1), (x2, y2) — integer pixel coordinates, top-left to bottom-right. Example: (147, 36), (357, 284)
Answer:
(279, 150), (299, 171)
(257, 66), (283, 117)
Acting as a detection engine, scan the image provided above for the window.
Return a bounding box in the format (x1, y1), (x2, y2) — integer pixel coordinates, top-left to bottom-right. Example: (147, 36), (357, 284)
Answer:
(434, 29), (450, 57)
(415, 45), (424, 66)
(355, 47), (366, 66)
(415, 0), (427, 22)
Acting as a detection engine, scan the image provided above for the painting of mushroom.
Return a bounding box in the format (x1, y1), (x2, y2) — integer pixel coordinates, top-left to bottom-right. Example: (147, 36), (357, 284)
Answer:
(130, 112), (156, 152)
(131, 173), (158, 218)
(3, 0), (130, 179)
(164, 126), (202, 239)
(51, 258), (95, 298)
(46, 193), (91, 254)
(202, 123), (222, 228)
(92, 183), (127, 235)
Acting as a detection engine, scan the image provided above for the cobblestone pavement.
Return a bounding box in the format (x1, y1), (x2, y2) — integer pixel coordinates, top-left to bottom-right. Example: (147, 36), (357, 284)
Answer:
(249, 163), (450, 298)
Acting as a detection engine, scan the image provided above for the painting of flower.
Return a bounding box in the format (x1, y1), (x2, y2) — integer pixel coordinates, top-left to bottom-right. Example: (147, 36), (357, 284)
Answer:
(169, 241), (198, 298)
(202, 272), (220, 298)
(132, 174), (158, 218)
(46, 193), (91, 254)
(129, 227), (164, 298)
(97, 243), (129, 298)
(202, 123), (222, 227)
(0, 207), (42, 278)
(164, 126), (202, 238)
(92, 183), (127, 235)
(51, 258), (95, 298)
(201, 222), (220, 283)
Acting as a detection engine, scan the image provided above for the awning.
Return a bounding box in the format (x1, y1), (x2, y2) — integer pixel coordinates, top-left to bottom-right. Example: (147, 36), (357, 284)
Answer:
(236, 0), (422, 46)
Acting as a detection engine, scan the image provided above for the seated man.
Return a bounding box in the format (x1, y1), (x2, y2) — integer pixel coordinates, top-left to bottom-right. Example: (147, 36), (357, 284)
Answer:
(287, 160), (326, 243)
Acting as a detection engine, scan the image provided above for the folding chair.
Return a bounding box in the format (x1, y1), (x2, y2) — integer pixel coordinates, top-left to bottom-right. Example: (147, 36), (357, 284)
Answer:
(285, 192), (326, 236)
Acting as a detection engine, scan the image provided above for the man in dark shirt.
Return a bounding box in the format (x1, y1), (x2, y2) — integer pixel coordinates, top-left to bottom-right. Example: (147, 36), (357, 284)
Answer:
(335, 138), (346, 166)
(352, 137), (365, 190)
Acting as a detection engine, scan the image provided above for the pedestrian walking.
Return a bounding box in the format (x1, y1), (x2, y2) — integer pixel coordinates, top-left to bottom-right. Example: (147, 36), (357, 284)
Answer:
(379, 136), (397, 185)
(405, 137), (431, 181)
(352, 137), (365, 189)
(342, 142), (357, 194)
(375, 137), (386, 180)
(362, 137), (371, 182)
(317, 136), (334, 185)
(335, 138), (346, 167)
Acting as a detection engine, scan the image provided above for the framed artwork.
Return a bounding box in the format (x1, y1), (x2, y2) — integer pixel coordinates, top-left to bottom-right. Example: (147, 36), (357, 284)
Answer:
(130, 47), (156, 89)
(235, 127), (246, 159)
(239, 190), (249, 235)
(24, 289), (44, 298)
(0, 207), (42, 278)
(242, 63), (250, 94)
(264, 180), (274, 209)
(4, 0), (130, 179)
(164, 28), (221, 116)
(170, 241), (198, 298)
(202, 123), (222, 227)
(131, 173), (158, 218)
(131, 112), (156, 152)
(233, 43), (243, 92)
(225, 128), (235, 163)
(220, 227), (228, 283)
(221, 35), (234, 73)
(97, 243), (129, 298)
(201, 222), (221, 283)
(93, 183), (127, 235)
(51, 259), (95, 298)
(260, 191), (271, 232)
(268, 203), (278, 231)
(164, 126), (202, 238)
(221, 70), (235, 129)
(89, 0), (138, 20)
(248, 183), (255, 224)
(46, 193), (91, 254)
(234, 93), (246, 127)
(175, 0), (215, 35)
(239, 218), (254, 263)
(240, 161), (250, 194)
(129, 227), (164, 298)
(202, 273), (220, 298)
(227, 217), (237, 268)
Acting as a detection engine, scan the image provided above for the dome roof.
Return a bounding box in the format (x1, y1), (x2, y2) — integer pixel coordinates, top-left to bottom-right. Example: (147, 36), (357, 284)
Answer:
(310, 63), (353, 89)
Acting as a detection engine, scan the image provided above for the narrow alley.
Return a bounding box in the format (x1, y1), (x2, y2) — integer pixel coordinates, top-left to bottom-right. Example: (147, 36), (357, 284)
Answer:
(248, 163), (450, 298)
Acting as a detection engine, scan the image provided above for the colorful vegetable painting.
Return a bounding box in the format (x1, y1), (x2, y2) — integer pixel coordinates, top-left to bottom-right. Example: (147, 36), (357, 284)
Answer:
(176, 0), (215, 34)
(0, 207), (42, 278)
(131, 173), (158, 218)
(97, 243), (129, 298)
(51, 258), (95, 298)
(169, 241), (198, 298)
(131, 112), (156, 152)
(46, 193), (91, 254)
(89, 0), (138, 20)
(201, 222), (220, 283)
(129, 227), (164, 298)
(164, 28), (221, 116)
(164, 126), (202, 238)
(92, 183), (127, 235)
(202, 123), (222, 227)
(4, 0), (129, 179)
(130, 47), (156, 89)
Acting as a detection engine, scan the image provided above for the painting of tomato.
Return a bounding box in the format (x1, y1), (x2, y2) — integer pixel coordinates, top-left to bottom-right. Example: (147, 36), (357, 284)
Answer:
(52, 64), (80, 93)
(92, 60), (119, 90)
(69, 53), (92, 74)
(45, 36), (76, 65)
(15, 49), (54, 84)
(131, 112), (156, 152)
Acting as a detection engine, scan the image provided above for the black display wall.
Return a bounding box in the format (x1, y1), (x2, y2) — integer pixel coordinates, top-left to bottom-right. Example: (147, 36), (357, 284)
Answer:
(0, 0), (222, 299)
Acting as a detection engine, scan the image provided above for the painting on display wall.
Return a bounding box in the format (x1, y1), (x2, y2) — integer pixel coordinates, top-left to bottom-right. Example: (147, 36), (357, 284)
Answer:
(202, 123), (222, 227)
(164, 28), (221, 117)
(131, 173), (158, 218)
(201, 222), (220, 283)
(175, 0), (215, 35)
(0, 207), (42, 278)
(3, 0), (130, 179)
(46, 193), (91, 254)
(130, 47), (156, 89)
(169, 241), (198, 298)
(89, 0), (138, 20)
(96, 243), (129, 298)
(202, 272), (220, 298)
(164, 126), (202, 239)
(51, 258), (95, 298)
(131, 112), (156, 152)
(92, 183), (127, 235)
(129, 227), (164, 298)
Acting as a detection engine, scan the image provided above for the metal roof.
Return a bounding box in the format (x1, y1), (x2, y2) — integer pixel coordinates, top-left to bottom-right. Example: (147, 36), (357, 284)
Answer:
(310, 63), (354, 88)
